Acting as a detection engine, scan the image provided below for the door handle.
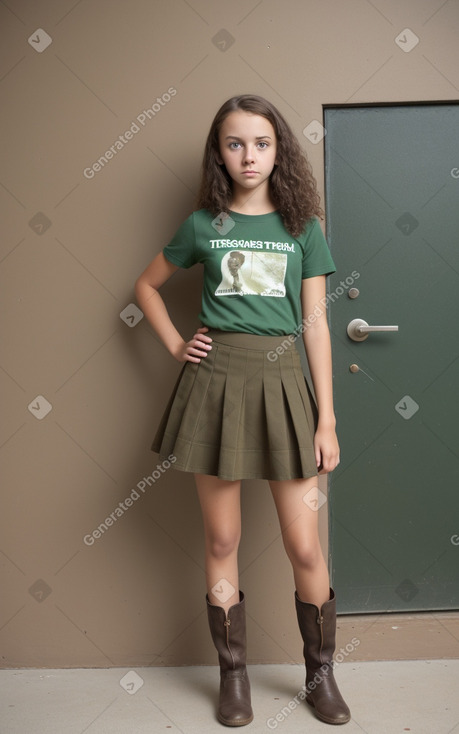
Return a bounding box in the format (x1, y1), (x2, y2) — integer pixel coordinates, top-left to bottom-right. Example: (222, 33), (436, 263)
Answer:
(347, 318), (399, 342)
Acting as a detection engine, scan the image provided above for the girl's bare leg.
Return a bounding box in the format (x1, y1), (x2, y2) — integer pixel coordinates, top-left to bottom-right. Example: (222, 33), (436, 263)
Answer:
(269, 476), (330, 607)
(195, 473), (253, 726)
(270, 476), (351, 723)
(194, 472), (241, 613)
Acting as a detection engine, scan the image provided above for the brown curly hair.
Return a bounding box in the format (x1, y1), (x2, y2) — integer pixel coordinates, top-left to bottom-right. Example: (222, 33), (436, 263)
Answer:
(196, 94), (323, 238)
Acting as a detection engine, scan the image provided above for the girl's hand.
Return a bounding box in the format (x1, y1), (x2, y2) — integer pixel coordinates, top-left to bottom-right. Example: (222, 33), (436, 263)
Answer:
(314, 424), (340, 474)
(175, 327), (213, 363)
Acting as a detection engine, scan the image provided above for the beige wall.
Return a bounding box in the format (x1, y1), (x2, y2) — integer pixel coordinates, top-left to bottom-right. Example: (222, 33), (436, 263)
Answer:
(1, 0), (458, 668)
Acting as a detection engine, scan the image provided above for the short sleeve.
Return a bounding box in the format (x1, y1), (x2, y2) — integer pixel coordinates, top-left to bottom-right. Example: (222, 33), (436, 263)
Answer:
(162, 213), (197, 269)
(301, 218), (336, 279)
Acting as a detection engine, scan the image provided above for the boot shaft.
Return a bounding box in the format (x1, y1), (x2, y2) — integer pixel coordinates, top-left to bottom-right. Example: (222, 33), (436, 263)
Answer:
(295, 588), (336, 667)
(206, 591), (248, 673)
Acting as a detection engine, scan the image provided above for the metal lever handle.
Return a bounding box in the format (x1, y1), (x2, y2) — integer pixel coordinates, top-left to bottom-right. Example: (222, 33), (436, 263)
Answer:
(347, 318), (399, 342)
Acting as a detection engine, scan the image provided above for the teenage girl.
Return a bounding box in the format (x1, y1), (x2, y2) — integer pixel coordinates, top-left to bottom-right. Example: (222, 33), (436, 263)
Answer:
(135, 95), (351, 727)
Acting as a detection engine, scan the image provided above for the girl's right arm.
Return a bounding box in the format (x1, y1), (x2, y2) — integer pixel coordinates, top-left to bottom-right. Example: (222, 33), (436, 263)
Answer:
(134, 251), (212, 363)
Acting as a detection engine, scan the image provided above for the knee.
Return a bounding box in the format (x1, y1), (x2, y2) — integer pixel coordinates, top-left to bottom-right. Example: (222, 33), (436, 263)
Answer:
(286, 539), (323, 571)
(206, 530), (240, 560)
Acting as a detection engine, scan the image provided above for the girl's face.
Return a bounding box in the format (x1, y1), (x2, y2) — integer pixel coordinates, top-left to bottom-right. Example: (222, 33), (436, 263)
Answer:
(216, 110), (277, 197)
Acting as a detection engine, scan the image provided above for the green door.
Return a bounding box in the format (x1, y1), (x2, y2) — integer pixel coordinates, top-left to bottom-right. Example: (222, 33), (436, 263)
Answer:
(324, 104), (459, 613)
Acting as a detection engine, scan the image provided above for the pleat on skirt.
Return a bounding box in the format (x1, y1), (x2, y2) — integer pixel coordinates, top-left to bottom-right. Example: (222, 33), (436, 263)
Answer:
(151, 330), (319, 481)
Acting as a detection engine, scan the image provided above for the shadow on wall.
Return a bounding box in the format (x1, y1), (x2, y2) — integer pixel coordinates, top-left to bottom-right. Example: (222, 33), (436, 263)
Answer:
(115, 260), (213, 665)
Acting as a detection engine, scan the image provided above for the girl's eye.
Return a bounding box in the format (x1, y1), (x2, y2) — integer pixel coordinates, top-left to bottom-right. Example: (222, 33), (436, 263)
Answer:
(227, 141), (269, 150)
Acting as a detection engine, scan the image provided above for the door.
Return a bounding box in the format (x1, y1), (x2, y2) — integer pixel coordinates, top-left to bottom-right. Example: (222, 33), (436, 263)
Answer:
(324, 104), (459, 613)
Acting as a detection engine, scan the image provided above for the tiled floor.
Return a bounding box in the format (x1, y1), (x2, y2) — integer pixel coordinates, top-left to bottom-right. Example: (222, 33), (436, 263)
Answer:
(2, 660), (459, 733)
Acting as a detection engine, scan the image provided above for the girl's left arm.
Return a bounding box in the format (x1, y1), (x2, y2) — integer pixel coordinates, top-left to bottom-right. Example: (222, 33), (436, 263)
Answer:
(301, 275), (340, 474)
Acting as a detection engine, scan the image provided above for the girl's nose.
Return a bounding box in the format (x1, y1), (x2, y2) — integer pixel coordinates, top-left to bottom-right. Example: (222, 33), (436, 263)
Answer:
(243, 146), (255, 163)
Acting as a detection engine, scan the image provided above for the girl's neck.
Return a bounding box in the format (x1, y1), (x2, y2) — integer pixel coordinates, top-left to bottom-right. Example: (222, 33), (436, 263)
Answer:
(230, 185), (277, 216)
(230, 203), (277, 215)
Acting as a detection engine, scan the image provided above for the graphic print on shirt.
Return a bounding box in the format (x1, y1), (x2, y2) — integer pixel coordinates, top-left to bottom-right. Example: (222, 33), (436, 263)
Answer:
(215, 250), (287, 297)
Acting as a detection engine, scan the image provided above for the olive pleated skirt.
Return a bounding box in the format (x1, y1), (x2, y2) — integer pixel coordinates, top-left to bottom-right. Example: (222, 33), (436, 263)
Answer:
(151, 330), (319, 481)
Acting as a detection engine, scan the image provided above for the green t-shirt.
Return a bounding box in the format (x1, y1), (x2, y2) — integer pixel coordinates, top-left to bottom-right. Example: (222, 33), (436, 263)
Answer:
(163, 208), (336, 336)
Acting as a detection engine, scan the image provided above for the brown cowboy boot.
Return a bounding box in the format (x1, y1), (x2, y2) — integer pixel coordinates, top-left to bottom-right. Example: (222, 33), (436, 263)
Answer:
(295, 588), (351, 725)
(206, 591), (254, 727)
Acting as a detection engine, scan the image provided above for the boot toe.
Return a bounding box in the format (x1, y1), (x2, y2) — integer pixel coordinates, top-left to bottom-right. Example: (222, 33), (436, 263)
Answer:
(308, 694), (351, 725)
(218, 710), (254, 727)
(218, 676), (253, 726)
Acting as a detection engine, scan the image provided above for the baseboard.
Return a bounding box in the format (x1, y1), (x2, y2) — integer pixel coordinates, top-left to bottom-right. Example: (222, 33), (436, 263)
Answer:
(335, 611), (459, 661)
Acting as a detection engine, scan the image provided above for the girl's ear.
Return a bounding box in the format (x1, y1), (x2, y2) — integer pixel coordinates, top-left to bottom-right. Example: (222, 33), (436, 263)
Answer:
(215, 151), (224, 165)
